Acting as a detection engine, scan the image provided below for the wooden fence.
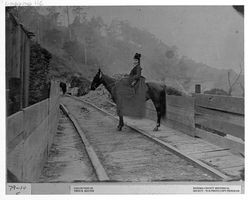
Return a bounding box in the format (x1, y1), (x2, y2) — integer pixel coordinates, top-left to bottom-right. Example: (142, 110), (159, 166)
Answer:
(6, 11), (33, 115)
(193, 94), (244, 154)
(7, 81), (60, 182)
(145, 93), (244, 154)
(146, 95), (195, 136)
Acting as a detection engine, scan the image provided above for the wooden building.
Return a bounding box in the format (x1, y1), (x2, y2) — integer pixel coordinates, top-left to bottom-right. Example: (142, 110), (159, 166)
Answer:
(6, 10), (34, 115)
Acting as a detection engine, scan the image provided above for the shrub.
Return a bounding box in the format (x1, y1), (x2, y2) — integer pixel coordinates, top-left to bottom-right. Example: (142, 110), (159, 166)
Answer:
(204, 88), (229, 96)
(29, 42), (52, 105)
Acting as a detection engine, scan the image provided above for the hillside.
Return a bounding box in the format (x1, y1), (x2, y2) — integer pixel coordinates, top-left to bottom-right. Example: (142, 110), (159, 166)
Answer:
(13, 7), (244, 96)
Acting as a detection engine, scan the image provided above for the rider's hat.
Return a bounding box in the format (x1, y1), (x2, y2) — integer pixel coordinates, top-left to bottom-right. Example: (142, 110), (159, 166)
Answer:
(133, 53), (141, 60)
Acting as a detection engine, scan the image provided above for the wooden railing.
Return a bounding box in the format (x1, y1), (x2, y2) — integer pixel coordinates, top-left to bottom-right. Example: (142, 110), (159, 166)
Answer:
(193, 94), (244, 155)
(145, 95), (195, 136)
(7, 81), (60, 182)
(193, 94), (244, 140)
(145, 93), (244, 154)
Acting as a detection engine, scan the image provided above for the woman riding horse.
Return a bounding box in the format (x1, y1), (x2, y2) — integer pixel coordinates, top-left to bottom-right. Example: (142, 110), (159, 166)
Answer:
(90, 54), (183, 131)
(115, 53), (147, 118)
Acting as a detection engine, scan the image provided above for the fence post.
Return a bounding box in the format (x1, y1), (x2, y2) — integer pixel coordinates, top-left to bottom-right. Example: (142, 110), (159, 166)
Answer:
(195, 84), (201, 94)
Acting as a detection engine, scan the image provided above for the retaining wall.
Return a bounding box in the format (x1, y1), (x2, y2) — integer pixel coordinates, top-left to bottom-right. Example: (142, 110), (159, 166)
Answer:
(7, 81), (60, 182)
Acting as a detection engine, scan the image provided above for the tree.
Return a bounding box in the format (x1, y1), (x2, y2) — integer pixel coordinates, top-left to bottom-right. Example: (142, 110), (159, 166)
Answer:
(239, 82), (244, 97)
(238, 64), (244, 97)
(72, 6), (87, 22)
(227, 64), (242, 96)
(63, 7), (72, 41)
(204, 88), (229, 96)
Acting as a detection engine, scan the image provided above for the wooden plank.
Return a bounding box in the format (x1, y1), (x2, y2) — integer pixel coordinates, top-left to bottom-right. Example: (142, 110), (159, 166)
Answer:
(194, 94), (244, 115)
(23, 36), (30, 108)
(23, 117), (49, 182)
(196, 115), (244, 140)
(222, 166), (244, 177)
(16, 25), (21, 78)
(202, 155), (244, 169)
(160, 137), (202, 146)
(195, 106), (244, 126)
(60, 103), (110, 181)
(7, 140), (24, 181)
(7, 131), (24, 154)
(166, 95), (194, 108)
(7, 111), (23, 145)
(176, 143), (225, 154)
(159, 134), (197, 142)
(163, 95), (195, 134)
(47, 110), (58, 147)
(168, 105), (194, 116)
(161, 119), (196, 137)
(23, 99), (49, 136)
(20, 30), (25, 109)
(188, 150), (233, 159)
(195, 128), (244, 155)
(167, 111), (194, 127)
(127, 125), (230, 180)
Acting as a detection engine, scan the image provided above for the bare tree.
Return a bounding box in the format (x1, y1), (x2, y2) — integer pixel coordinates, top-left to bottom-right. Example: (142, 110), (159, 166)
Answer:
(71, 6), (88, 64)
(239, 82), (244, 97)
(72, 6), (87, 22)
(238, 64), (244, 97)
(65, 7), (72, 41)
(227, 64), (242, 96)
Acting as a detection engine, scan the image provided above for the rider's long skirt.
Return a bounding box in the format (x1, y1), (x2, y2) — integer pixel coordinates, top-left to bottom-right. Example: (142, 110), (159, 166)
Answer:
(113, 77), (147, 118)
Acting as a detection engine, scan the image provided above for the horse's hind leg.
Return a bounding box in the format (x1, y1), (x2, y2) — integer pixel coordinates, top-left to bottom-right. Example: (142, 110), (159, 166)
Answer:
(153, 107), (161, 131)
(117, 116), (124, 131)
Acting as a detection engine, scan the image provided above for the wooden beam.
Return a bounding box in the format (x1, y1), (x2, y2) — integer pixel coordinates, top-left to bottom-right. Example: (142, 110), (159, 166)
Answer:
(60, 103), (110, 182)
(194, 94), (244, 115)
(195, 128), (244, 155)
(195, 116), (244, 140)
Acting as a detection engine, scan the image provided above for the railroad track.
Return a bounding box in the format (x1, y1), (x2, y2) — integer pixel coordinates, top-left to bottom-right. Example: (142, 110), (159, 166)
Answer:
(39, 109), (98, 183)
(59, 96), (223, 182)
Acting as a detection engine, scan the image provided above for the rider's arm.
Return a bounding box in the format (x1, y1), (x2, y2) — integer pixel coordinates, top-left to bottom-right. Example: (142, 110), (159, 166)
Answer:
(130, 66), (142, 81)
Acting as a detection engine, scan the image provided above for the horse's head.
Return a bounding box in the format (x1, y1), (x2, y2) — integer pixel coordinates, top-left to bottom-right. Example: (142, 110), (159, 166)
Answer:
(90, 68), (103, 90)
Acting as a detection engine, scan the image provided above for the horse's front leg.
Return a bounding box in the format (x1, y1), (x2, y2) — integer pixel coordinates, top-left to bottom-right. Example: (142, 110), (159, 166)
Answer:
(153, 109), (161, 131)
(117, 115), (124, 131)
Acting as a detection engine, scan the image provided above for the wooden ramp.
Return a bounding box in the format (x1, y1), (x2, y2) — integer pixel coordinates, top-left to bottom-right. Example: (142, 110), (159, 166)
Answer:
(62, 96), (220, 182)
(124, 117), (244, 180)
(73, 95), (244, 181)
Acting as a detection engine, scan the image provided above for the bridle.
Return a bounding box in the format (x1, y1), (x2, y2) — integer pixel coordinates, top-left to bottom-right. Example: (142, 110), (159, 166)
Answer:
(105, 82), (116, 89)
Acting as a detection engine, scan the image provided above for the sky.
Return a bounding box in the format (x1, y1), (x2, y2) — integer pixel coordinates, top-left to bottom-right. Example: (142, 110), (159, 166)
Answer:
(86, 6), (243, 71)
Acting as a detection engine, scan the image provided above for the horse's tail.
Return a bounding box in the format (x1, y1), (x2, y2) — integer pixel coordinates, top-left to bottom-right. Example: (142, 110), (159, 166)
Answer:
(160, 85), (167, 118)
(160, 85), (183, 118)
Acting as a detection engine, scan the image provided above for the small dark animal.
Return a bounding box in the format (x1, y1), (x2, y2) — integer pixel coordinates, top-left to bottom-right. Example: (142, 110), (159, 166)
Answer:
(60, 82), (67, 95)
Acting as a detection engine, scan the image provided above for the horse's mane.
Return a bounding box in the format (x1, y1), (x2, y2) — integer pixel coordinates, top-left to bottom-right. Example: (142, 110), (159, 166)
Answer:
(165, 86), (183, 96)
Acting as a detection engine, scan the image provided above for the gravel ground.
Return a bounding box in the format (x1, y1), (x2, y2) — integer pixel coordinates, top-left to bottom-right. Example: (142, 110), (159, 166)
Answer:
(81, 86), (117, 115)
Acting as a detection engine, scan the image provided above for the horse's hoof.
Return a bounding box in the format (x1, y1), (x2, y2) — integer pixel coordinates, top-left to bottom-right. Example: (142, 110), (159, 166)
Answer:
(117, 126), (122, 131)
(153, 127), (158, 131)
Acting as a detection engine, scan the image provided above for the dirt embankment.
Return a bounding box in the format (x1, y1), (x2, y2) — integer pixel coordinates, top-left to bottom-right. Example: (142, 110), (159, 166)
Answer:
(80, 85), (117, 115)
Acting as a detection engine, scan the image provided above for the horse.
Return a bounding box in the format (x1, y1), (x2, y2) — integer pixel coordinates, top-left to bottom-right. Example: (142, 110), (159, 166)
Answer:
(90, 69), (182, 131)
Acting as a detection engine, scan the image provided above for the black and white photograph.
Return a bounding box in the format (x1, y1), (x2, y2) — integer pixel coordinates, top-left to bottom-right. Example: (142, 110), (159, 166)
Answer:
(4, 2), (245, 195)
